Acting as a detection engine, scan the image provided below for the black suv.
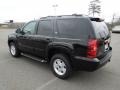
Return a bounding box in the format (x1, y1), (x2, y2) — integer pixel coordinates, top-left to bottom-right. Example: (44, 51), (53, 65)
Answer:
(8, 15), (112, 79)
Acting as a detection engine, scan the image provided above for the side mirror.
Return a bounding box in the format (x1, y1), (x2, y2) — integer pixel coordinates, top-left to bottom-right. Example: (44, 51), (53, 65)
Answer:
(15, 28), (21, 33)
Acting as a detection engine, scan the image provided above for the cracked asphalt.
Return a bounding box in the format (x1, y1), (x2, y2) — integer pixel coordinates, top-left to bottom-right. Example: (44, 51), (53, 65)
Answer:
(0, 29), (120, 90)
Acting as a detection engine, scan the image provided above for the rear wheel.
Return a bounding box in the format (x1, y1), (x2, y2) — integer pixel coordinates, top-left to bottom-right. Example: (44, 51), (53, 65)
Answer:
(9, 42), (21, 57)
(50, 54), (72, 79)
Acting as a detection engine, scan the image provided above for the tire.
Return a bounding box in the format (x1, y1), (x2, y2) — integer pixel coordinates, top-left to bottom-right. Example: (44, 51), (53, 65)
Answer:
(50, 54), (72, 79)
(9, 42), (21, 57)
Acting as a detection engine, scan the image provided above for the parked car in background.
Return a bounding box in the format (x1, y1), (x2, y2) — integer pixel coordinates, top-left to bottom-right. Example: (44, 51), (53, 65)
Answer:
(112, 25), (120, 33)
(8, 15), (112, 79)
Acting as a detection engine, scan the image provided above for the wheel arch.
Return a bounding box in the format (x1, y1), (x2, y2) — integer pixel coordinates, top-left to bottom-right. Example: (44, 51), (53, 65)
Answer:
(47, 45), (73, 63)
(8, 39), (17, 46)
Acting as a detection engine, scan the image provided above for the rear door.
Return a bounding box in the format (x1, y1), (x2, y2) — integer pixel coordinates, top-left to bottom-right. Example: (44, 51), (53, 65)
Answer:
(34, 20), (54, 58)
(56, 18), (93, 57)
(92, 21), (111, 57)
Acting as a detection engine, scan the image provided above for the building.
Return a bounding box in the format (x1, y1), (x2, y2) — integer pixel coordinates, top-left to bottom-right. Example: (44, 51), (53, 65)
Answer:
(0, 22), (25, 29)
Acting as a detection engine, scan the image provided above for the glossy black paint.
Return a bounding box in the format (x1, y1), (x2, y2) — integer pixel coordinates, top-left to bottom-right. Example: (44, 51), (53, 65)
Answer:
(8, 15), (112, 71)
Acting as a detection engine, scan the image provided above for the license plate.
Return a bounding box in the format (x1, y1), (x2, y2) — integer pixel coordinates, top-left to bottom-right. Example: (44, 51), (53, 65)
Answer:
(105, 43), (108, 50)
(104, 38), (111, 51)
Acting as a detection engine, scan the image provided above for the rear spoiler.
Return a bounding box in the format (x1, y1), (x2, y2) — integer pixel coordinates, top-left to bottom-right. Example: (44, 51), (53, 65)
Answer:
(89, 17), (104, 22)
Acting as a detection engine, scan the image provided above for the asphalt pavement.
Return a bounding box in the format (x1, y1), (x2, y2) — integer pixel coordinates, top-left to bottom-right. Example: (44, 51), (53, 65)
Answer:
(0, 29), (120, 90)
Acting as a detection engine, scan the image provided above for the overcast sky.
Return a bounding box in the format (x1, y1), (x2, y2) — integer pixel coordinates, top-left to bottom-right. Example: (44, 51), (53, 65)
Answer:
(0, 0), (119, 22)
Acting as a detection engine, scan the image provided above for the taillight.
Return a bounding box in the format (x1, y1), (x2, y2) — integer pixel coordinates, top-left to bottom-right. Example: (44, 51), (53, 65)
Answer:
(87, 39), (99, 58)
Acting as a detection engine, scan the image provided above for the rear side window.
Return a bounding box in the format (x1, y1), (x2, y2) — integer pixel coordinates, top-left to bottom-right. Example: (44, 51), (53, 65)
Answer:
(92, 21), (110, 38)
(57, 19), (92, 39)
(37, 20), (53, 36)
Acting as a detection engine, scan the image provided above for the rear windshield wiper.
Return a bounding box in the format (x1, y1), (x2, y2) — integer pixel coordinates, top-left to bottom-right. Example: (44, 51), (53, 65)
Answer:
(90, 17), (104, 22)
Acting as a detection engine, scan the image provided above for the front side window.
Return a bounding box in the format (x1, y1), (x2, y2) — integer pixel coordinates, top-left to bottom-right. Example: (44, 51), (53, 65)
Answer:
(22, 21), (36, 35)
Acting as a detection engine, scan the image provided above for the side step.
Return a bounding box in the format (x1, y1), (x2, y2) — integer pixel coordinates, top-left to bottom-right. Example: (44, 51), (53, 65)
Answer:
(21, 53), (47, 63)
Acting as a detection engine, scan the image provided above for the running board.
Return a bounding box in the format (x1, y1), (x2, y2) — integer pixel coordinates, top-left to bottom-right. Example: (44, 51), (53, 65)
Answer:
(21, 53), (47, 63)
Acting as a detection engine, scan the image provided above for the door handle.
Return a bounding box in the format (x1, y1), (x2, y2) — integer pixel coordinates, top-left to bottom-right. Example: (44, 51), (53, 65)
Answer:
(22, 36), (27, 39)
(46, 38), (51, 41)
(19, 36), (27, 39)
(23, 37), (27, 39)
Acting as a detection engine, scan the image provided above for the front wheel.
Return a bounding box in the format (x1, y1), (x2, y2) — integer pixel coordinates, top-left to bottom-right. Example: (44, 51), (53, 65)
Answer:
(9, 42), (21, 57)
(50, 54), (72, 79)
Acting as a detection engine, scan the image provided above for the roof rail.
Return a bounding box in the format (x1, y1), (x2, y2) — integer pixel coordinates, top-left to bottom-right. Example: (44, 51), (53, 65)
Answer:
(40, 16), (57, 19)
(72, 14), (83, 16)
(40, 14), (87, 19)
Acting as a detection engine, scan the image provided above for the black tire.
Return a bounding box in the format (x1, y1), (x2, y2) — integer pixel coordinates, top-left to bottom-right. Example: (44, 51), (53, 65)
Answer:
(50, 54), (72, 79)
(9, 42), (21, 57)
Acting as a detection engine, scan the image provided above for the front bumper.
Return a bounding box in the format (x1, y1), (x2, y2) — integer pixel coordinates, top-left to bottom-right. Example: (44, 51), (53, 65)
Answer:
(72, 49), (112, 71)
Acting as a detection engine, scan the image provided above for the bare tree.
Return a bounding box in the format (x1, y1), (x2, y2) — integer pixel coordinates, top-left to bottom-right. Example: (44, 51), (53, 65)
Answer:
(88, 0), (101, 16)
(111, 14), (120, 28)
(111, 14), (116, 28)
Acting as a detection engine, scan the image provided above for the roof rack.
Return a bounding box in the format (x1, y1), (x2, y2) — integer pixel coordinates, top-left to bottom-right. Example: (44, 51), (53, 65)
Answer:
(39, 14), (90, 20)
(40, 16), (55, 18)
(40, 14), (86, 19)
(72, 14), (83, 16)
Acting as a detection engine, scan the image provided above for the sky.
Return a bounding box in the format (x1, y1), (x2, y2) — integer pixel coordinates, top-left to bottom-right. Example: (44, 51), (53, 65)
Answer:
(0, 0), (120, 22)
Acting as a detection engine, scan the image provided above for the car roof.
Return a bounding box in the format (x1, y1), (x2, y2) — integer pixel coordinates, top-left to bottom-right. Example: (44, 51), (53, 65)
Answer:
(39, 14), (104, 22)
(40, 14), (90, 20)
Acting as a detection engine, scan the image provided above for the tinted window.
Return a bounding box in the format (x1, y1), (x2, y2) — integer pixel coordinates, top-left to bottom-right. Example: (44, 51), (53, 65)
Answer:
(92, 21), (110, 38)
(57, 19), (92, 39)
(37, 20), (53, 36)
(23, 21), (36, 35)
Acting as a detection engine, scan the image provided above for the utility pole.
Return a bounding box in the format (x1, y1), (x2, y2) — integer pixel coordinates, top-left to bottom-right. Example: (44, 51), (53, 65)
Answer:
(52, 4), (58, 16)
(111, 14), (115, 26)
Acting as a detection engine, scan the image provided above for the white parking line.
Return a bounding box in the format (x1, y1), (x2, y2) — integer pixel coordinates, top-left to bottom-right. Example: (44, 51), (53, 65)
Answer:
(35, 78), (57, 90)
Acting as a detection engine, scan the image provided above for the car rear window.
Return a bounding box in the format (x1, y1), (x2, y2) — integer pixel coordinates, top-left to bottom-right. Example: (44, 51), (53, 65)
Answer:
(92, 21), (110, 39)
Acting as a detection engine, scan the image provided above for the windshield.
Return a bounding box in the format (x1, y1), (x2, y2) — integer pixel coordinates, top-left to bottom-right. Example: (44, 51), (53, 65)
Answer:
(92, 21), (110, 39)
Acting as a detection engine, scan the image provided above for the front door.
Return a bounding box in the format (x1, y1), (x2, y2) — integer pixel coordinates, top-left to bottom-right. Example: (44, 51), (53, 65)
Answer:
(17, 21), (37, 54)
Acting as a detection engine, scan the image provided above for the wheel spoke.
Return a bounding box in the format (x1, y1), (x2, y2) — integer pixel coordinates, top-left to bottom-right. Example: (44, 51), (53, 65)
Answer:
(10, 45), (16, 55)
(62, 68), (66, 73)
(53, 59), (66, 76)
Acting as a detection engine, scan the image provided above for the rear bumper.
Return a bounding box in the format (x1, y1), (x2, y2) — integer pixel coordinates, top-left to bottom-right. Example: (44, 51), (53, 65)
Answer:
(72, 49), (112, 71)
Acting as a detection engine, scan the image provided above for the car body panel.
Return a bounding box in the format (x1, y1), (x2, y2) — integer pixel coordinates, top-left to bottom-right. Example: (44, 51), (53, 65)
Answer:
(8, 15), (112, 71)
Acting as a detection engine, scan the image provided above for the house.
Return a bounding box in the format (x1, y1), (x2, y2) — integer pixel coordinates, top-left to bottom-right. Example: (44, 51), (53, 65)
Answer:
(0, 22), (25, 29)
(0, 23), (9, 28)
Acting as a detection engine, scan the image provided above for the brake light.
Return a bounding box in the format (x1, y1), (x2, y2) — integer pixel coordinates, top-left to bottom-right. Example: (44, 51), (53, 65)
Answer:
(87, 39), (99, 58)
